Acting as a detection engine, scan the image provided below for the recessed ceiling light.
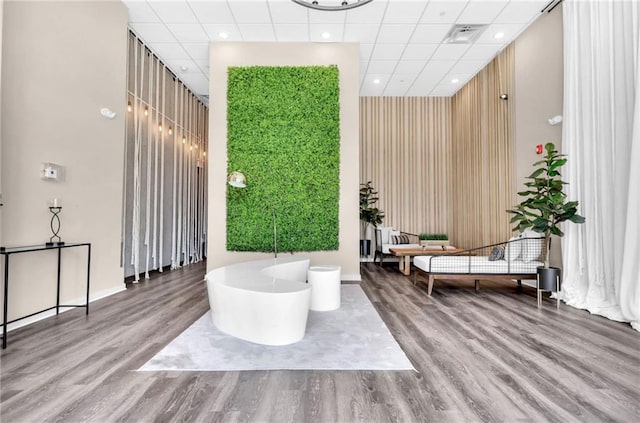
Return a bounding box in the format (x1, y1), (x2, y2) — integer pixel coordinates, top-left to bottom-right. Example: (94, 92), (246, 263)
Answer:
(321, 32), (331, 40)
(494, 32), (505, 39)
(180, 65), (189, 72)
(373, 79), (380, 84)
(451, 78), (459, 84)
(219, 32), (229, 39)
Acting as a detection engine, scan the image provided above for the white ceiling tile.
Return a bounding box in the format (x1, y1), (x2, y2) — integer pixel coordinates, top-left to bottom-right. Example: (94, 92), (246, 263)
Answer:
(164, 58), (199, 74)
(309, 9), (347, 24)
(128, 0), (547, 98)
(361, 78), (387, 96)
(367, 60), (397, 74)
(238, 24), (277, 41)
(450, 60), (486, 75)
(187, 0), (235, 23)
(494, 1), (547, 24)
(394, 60), (427, 74)
(407, 78), (438, 95)
(148, 0), (198, 24)
(130, 23), (177, 43)
(410, 24), (451, 43)
(389, 73), (418, 85)
(429, 85), (457, 96)
(178, 72), (210, 95)
(310, 24), (344, 42)
(371, 44), (405, 61)
(444, 73), (472, 85)
(418, 60), (456, 79)
(346, 0), (388, 23)
(344, 24), (380, 44)
(148, 42), (191, 60)
(274, 24), (309, 41)
(268, 0), (308, 23)
(228, 0), (271, 24)
(166, 24), (209, 43)
(430, 44), (470, 60)
(383, 1), (428, 24)
(202, 24), (243, 41)
(376, 24), (416, 44)
(475, 23), (526, 44)
(194, 59), (210, 73)
(420, 1), (468, 24)
(123, 0), (160, 23)
(402, 44), (438, 60)
(181, 43), (209, 60)
(359, 44), (375, 61)
(462, 43), (503, 60)
(384, 84), (410, 96)
(457, 0), (509, 24)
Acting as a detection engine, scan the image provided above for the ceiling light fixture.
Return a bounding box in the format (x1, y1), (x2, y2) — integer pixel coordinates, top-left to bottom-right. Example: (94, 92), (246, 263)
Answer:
(373, 79), (380, 84)
(321, 32), (331, 40)
(494, 32), (505, 39)
(291, 0), (373, 11)
(451, 78), (459, 84)
(180, 65), (189, 72)
(219, 32), (228, 39)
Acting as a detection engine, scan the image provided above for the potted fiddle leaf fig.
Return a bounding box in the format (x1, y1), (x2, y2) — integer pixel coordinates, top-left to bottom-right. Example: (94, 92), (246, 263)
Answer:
(507, 142), (585, 291)
(359, 181), (385, 256)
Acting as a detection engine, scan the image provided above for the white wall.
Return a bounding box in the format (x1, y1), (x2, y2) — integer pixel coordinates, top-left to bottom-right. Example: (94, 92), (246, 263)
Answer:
(514, 6), (564, 265)
(515, 8), (564, 187)
(207, 42), (361, 280)
(1, 0), (128, 324)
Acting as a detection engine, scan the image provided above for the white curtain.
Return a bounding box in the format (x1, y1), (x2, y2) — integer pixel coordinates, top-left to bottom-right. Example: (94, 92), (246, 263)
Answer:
(561, 0), (640, 330)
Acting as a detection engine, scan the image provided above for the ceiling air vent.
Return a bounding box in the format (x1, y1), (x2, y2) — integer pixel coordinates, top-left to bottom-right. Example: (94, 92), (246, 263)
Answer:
(443, 24), (487, 44)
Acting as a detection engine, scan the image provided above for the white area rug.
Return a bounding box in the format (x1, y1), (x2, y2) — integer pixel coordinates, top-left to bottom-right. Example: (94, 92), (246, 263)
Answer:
(139, 285), (414, 371)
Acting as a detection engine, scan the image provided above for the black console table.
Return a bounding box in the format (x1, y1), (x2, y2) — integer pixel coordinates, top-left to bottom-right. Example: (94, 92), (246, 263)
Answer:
(1, 242), (91, 349)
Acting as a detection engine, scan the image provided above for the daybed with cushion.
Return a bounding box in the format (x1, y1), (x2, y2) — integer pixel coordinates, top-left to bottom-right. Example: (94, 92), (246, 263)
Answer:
(374, 226), (421, 265)
(412, 231), (544, 296)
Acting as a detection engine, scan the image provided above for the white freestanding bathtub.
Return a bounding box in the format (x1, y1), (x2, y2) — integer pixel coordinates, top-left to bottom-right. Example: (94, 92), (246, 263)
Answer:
(205, 256), (311, 346)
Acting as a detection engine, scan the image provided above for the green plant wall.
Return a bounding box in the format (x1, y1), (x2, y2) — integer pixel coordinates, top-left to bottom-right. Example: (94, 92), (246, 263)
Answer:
(226, 65), (340, 252)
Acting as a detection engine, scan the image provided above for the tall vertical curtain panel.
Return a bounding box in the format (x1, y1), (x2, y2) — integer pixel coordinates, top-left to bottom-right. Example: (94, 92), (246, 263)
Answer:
(561, 0), (640, 330)
(226, 66), (340, 252)
(124, 32), (208, 281)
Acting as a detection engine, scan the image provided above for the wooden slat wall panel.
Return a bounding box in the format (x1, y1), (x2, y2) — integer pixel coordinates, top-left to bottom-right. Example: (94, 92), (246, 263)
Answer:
(450, 44), (515, 249)
(359, 45), (515, 250)
(359, 97), (452, 238)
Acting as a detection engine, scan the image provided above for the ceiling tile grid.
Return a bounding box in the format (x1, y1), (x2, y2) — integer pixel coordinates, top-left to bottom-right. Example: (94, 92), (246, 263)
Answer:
(123, 0), (549, 99)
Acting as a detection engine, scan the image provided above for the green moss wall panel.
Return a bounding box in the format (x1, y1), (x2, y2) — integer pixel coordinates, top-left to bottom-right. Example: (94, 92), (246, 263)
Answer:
(226, 66), (340, 252)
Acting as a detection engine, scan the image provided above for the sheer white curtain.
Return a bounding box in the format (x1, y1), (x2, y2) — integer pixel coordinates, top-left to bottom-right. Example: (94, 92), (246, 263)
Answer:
(561, 0), (640, 330)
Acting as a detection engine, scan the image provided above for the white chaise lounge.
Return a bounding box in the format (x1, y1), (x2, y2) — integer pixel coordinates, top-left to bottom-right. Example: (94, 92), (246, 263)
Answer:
(205, 256), (311, 346)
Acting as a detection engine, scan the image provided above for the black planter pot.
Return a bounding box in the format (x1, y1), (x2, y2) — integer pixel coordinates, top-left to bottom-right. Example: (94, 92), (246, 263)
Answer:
(360, 239), (371, 256)
(537, 266), (562, 292)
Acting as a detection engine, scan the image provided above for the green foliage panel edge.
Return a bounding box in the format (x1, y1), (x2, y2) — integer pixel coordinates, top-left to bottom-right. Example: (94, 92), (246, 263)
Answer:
(226, 65), (340, 252)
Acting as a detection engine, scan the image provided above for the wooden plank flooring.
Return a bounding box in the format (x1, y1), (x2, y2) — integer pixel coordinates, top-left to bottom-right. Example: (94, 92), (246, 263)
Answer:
(1, 261), (639, 422)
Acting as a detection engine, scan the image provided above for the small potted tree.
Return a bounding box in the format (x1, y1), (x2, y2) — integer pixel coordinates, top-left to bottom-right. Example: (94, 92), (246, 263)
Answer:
(359, 181), (384, 256)
(507, 142), (585, 290)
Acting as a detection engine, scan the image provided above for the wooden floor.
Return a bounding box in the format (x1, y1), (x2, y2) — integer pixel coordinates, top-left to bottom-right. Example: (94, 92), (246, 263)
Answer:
(1, 261), (639, 422)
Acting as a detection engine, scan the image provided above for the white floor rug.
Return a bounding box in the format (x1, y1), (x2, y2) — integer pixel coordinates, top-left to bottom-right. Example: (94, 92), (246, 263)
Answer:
(139, 285), (414, 371)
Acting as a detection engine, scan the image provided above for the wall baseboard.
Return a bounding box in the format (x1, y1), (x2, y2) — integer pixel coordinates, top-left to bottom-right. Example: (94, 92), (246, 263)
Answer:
(342, 273), (361, 282)
(5, 283), (127, 333)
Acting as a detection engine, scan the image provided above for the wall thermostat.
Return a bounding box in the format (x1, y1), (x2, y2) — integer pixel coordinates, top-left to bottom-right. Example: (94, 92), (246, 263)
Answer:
(41, 162), (65, 181)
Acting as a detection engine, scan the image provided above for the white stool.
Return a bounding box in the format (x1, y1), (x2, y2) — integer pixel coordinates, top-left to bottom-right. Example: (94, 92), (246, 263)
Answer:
(307, 265), (341, 311)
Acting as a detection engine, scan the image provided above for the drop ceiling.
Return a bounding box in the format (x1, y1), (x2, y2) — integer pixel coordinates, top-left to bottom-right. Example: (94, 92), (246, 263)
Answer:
(123, 0), (549, 99)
